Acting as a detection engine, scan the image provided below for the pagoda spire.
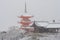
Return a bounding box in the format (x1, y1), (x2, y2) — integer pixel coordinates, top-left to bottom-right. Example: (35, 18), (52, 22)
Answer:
(25, 1), (27, 13)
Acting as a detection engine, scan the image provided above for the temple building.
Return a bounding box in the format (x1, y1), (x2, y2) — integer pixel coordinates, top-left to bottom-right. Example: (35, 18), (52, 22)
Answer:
(30, 21), (48, 33)
(30, 21), (60, 33)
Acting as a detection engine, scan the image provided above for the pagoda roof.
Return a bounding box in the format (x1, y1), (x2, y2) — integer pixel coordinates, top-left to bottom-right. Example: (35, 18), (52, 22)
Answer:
(18, 15), (32, 18)
(30, 21), (38, 27)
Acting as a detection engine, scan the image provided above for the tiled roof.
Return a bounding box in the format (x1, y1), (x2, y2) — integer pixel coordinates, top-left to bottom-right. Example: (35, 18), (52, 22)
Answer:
(31, 21), (60, 28)
(46, 23), (60, 28)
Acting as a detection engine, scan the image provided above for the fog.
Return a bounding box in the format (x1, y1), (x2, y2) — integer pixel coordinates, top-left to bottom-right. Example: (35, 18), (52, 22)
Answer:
(0, 0), (60, 31)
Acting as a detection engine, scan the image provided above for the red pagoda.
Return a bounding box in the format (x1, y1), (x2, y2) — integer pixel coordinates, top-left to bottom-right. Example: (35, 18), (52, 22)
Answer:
(18, 1), (34, 32)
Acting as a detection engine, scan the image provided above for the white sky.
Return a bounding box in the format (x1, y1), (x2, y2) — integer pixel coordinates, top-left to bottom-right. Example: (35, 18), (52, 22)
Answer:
(0, 0), (60, 31)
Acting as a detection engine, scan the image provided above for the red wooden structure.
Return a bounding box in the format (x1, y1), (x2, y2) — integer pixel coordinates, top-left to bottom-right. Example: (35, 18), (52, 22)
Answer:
(18, 15), (33, 31)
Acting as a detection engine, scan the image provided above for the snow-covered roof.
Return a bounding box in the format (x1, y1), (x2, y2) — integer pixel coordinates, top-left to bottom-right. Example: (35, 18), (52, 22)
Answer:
(46, 23), (60, 28)
(36, 21), (49, 27)
(30, 21), (60, 28)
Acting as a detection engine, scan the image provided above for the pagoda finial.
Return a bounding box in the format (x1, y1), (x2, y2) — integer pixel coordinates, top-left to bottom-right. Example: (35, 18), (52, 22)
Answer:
(25, 0), (27, 13)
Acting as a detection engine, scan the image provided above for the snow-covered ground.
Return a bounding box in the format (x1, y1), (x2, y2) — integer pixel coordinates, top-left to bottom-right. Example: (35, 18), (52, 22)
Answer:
(20, 33), (60, 40)
(0, 28), (60, 40)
